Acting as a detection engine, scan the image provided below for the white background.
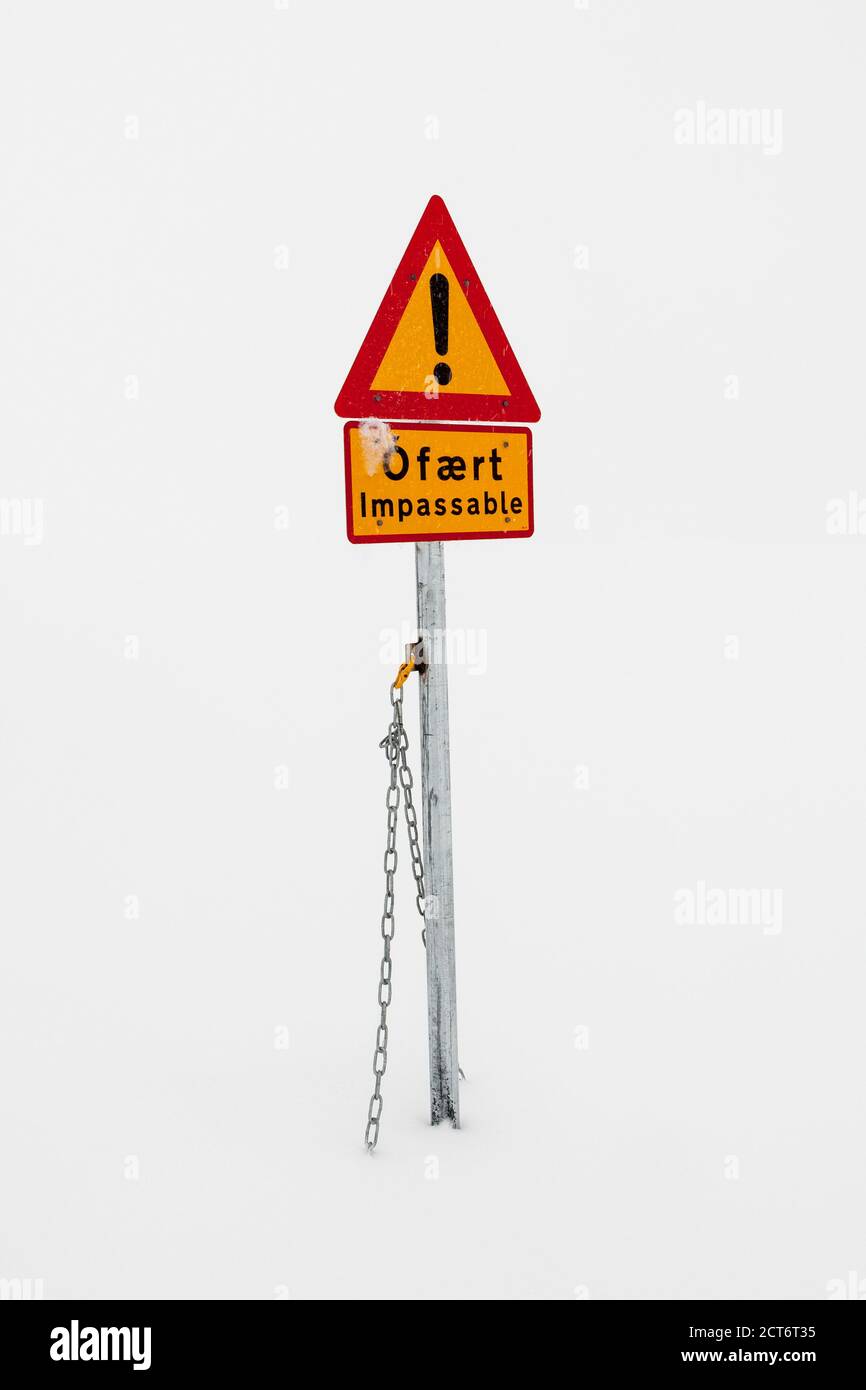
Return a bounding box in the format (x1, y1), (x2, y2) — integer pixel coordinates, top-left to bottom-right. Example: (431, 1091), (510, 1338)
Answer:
(1, 0), (864, 1301)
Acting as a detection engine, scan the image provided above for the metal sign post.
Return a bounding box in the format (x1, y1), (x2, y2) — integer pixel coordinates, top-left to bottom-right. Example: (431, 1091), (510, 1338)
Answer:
(415, 540), (460, 1127)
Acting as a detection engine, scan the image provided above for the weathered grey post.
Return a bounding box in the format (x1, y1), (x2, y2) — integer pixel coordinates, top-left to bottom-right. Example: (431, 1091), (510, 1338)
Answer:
(415, 540), (460, 1127)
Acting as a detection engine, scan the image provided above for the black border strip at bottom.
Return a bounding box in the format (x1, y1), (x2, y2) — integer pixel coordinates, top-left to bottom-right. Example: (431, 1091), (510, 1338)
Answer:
(1, 1298), (861, 1374)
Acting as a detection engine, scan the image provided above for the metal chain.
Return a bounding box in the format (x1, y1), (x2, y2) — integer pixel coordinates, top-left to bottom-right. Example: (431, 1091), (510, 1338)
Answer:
(364, 679), (426, 1152)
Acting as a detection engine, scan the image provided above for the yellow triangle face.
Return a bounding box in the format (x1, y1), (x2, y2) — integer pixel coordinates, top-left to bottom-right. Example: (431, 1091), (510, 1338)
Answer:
(371, 243), (509, 397)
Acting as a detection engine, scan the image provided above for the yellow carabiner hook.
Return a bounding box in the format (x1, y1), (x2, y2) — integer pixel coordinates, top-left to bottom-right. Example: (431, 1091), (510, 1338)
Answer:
(393, 659), (415, 691)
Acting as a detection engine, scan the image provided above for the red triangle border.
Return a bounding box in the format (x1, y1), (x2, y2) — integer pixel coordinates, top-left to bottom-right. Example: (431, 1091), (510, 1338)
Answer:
(334, 195), (540, 424)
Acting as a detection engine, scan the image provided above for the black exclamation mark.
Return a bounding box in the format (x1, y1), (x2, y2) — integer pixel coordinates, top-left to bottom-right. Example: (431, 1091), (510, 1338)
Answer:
(430, 272), (452, 386)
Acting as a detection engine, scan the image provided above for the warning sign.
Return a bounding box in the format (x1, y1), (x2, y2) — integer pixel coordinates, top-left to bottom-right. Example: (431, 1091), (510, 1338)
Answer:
(344, 421), (533, 544)
(335, 196), (540, 423)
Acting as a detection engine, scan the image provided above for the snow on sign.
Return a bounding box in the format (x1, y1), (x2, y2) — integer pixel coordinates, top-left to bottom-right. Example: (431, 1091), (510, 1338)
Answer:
(344, 420), (533, 543)
(334, 195), (540, 423)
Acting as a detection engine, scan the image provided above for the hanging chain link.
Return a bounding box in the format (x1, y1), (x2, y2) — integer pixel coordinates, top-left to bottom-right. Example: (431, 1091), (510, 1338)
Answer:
(364, 676), (426, 1152)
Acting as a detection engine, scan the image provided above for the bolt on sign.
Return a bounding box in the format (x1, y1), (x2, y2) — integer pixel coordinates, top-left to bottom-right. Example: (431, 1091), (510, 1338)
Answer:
(335, 194), (540, 542)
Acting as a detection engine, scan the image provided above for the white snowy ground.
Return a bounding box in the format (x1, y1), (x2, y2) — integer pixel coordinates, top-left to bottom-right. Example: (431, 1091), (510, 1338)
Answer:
(1, 1), (864, 1300)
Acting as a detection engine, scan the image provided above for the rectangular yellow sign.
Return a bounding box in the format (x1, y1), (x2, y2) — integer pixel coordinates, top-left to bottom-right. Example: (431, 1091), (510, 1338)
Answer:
(344, 421), (533, 544)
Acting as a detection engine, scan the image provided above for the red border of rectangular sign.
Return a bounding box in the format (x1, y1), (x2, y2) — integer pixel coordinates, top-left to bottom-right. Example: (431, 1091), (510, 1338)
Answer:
(344, 420), (534, 544)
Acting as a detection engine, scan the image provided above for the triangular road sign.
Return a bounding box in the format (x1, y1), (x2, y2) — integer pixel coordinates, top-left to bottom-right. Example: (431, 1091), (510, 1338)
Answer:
(335, 195), (540, 423)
